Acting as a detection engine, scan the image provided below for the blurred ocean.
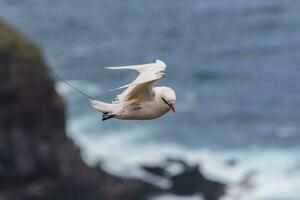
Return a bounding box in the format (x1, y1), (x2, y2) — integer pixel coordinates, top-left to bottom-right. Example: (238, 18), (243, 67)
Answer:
(1, 0), (300, 199)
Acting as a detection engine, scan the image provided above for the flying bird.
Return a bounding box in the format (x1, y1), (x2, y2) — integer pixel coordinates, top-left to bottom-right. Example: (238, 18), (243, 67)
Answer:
(90, 60), (176, 121)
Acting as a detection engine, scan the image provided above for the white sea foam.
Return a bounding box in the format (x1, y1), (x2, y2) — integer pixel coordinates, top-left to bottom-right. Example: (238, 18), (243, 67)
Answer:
(152, 194), (203, 200)
(71, 131), (300, 200)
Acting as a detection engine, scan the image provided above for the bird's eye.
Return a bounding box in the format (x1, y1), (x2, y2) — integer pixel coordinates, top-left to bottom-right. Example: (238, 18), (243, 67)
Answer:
(162, 98), (168, 104)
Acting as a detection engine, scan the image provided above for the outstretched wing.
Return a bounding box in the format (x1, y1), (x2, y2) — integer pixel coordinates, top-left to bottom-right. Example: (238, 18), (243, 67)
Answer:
(106, 60), (167, 103)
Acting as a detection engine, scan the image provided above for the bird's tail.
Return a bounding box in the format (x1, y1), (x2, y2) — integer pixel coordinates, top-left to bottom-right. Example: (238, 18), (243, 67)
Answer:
(90, 99), (112, 113)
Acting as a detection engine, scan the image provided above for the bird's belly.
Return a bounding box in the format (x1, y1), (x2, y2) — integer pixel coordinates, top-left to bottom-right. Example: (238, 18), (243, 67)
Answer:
(116, 103), (169, 120)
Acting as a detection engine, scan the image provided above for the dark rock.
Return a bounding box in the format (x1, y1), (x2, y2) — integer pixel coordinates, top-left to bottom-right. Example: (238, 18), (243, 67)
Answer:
(0, 18), (64, 187)
(141, 165), (170, 178)
(169, 164), (226, 200)
(141, 158), (226, 200)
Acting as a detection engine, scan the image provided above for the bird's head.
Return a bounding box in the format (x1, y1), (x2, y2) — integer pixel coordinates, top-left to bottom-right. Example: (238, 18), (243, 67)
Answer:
(161, 87), (176, 113)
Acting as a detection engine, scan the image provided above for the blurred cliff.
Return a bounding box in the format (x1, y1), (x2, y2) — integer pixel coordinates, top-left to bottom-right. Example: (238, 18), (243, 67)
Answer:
(0, 19), (225, 200)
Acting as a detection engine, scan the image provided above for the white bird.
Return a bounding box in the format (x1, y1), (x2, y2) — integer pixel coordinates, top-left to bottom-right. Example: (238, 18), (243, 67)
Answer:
(90, 60), (176, 121)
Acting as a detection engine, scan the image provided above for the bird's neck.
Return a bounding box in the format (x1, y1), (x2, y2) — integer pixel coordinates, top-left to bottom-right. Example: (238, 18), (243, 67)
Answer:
(153, 87), (164, 98)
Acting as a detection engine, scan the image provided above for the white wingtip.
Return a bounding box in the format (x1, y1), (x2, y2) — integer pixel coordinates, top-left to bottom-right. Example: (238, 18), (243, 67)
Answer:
(105, 66), (124, 70)
(105, 59), (166, 72)
(106, 59), (167, 91)
(156, 59), (166, 64)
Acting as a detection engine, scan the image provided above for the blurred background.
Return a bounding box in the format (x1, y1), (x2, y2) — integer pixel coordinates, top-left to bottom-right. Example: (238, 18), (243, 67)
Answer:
(1, 0), (300, 199)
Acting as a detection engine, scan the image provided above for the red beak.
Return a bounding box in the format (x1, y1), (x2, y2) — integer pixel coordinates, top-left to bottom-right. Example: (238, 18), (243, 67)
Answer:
(168, 103), (176, 113)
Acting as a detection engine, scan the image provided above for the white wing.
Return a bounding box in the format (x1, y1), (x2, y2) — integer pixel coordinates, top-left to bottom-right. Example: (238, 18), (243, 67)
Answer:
(106, 60), (167, 104)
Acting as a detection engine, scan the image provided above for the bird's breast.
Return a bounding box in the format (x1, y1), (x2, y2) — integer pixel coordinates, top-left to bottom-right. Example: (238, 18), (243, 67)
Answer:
(116, 101), (169, 120)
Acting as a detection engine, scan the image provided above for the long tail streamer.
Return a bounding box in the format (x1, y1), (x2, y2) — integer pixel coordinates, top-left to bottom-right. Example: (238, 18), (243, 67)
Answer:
(49, 68), (95, 100)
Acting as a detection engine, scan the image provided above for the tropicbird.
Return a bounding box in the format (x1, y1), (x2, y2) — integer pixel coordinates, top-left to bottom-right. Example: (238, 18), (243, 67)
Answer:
(91, 60), (176, 121)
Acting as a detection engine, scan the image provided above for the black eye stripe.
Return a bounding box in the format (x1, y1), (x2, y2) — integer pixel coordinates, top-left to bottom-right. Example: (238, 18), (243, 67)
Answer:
(162, 98), (168, 104)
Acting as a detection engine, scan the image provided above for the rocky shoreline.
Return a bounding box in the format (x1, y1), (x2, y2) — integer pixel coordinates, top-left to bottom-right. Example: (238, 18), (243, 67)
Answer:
(0, 19), (225, 200)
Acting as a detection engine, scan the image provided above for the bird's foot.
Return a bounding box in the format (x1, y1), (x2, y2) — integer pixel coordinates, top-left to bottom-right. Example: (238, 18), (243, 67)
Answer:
(102, 113), (115, 121)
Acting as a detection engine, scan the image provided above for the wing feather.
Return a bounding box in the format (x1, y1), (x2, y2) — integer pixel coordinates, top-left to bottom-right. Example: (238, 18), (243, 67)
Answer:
(106, 59), (166, 74)
(108, 60), (167, 104)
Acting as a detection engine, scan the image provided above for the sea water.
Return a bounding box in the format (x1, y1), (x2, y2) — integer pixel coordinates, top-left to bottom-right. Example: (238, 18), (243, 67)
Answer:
(1, 0), (300, 199)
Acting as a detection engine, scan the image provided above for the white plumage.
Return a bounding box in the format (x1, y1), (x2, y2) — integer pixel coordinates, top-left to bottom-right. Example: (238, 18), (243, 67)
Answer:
(90, 60), (176, 121)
